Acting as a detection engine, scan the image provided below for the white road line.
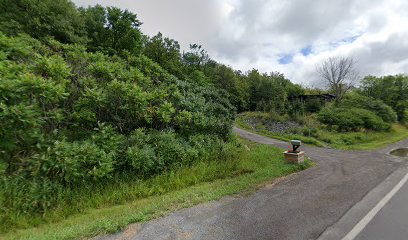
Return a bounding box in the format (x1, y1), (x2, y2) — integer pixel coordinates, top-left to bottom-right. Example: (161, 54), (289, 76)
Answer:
(342, 171), (408, 240)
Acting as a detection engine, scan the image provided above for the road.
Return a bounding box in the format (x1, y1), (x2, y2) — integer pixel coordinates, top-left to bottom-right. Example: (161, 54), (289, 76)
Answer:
(354, 176), (408, 240)
(97, 127), (407, 240)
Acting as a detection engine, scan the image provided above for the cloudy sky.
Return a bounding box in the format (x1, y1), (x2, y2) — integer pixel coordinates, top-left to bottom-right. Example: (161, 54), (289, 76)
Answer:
(72, 0), (408, 86)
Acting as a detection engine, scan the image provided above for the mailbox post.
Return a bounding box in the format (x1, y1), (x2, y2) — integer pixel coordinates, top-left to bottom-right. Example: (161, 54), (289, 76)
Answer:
(283, 140), (305, 163)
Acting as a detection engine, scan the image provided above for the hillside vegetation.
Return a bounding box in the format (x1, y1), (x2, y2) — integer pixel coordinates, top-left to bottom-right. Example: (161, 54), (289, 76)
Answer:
(0, 0), (307, 235)
(1, 0), (408, 237)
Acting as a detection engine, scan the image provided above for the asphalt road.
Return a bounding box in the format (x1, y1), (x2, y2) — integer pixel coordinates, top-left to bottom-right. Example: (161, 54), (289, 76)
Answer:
(355, 175), (408, 240)
(97, 127), (405, 240)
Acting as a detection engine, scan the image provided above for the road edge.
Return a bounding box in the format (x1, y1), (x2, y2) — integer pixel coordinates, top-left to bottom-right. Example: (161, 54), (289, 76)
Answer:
(317, 165), (408, 240)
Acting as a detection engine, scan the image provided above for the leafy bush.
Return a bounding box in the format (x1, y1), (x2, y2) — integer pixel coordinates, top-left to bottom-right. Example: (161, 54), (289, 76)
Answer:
(23, 140), (115, 184)
(340, 93), (397, 123)
(317, 107), (390, 132)
(359, 75), (408, 122)
(0, 33), (237, 217)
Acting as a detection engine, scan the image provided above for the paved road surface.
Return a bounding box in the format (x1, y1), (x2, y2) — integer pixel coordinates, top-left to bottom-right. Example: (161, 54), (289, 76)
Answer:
(354, 173), (408, 240)
(97, 127), (406, 240)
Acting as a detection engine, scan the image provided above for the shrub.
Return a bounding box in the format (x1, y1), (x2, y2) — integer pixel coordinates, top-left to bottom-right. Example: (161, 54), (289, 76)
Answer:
(0, 30), (238, 219)
(340, 93), (397, 123)
(317, 107), (390, 132)
(32, 140), (116, 184)
(124, 129), (229, 176)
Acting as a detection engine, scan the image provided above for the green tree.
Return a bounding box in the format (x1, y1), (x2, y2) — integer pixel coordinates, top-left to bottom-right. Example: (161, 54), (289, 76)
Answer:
(360, 75), (408, 122)
(0, 0), (86, 44)
(143, 32), (183, 78)
(247, 70), (292, 113)
(182, 44), (209, 73)
(80, 5), (143, 55)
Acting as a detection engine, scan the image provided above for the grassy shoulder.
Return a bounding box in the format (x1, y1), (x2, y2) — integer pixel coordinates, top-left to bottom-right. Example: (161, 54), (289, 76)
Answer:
(237, 112), (408, 150)
(2, 138), (312, 240)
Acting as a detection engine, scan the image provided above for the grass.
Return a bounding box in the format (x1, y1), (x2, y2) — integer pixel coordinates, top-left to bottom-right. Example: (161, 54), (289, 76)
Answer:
(235, 113), (327, 147)
(1, 138), (311, 240)
(326, 124), (408, 150)
(237, 112), (408, 150)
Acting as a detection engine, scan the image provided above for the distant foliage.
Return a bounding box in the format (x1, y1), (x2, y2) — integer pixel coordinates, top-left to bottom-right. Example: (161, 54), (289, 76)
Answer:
(340, 93), (397, 123)
(246, 69), (304, 114)
(317, 107), (390, 132)
(359, 75), (408, 122)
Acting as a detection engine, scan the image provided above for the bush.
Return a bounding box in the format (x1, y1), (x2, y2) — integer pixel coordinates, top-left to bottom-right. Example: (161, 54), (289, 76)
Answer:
(0, 33), (238, 217)
(124, 129), (229, 177)
(29, 140), (116, 184)
(340, 93), (397, 123)
(317, 107), (390, 132)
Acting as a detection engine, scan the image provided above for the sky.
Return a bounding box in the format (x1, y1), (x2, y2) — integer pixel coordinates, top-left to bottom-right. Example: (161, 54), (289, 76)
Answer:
(72, 0), (408, 86)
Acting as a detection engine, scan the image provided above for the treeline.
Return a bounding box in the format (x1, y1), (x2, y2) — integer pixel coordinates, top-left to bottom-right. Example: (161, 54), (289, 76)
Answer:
(317, 75), (408, 132)
(0, 0), (239, 221)
(1, 0), (408, 225)
(0, 0), (304, 223)
(0, 0), (305, 113)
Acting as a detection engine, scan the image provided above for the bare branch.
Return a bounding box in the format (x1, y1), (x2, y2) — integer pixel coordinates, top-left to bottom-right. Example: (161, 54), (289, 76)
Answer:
(316, 56), (359, 102)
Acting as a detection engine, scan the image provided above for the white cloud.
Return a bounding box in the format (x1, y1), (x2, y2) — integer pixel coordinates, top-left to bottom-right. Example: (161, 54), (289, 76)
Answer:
(72, 0), (408, 85)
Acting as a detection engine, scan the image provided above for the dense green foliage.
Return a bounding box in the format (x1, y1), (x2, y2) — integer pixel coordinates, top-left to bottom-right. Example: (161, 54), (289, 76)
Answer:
(80, 5), (143, 55)
(359, 75), (408, 122)
(314, 91), (399, 132)
(340, 93), (398, 123)
(2, 140), (311, 239)
(0, 31), (236, 222)
(237, 112), (408, 150)
(0, 0), (86, 44)
(246, 70), (304, 113)
(1, 0), (408, 235)
(317, 107), (390, 132)
(314, 75), (407, 131)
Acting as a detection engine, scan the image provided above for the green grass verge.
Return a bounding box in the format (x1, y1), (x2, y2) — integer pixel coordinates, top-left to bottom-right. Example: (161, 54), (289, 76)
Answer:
(1, 139), (311, 240)
(326, 124), (408, 150)
(237, 112), (408, 150)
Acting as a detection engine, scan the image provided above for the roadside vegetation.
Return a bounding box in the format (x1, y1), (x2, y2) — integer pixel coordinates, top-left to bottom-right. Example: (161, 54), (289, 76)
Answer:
(0, 1), (310, 238)
(237, 112), (408, 150)
(1, 0), (408, 239)
(237, 87), (408, 150)
(2, 140), (311, 240)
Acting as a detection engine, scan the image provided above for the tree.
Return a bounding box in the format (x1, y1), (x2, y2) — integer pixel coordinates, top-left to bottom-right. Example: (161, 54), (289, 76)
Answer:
(359, 75), (408, 121)
(182, 44), (209, 73)
(80, 5), (143, 55)
(143, 32), (183, 77)
(316, 56), (359, 103)
(0, 0), (86, 44)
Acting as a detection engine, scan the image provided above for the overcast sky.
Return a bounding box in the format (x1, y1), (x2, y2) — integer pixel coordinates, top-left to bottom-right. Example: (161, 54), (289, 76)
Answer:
(72, 0), (408, 86)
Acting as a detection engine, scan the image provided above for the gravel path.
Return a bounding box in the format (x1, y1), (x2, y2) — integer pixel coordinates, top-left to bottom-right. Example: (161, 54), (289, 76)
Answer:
(97, 127), (406, 240)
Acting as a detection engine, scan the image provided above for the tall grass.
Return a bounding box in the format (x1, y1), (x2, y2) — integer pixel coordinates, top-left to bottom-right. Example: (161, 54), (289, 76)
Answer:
(1, 150), (242, 232)
(1, 139), (311, 240)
